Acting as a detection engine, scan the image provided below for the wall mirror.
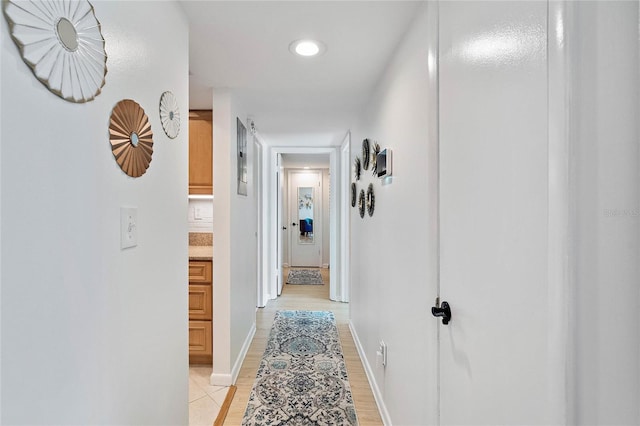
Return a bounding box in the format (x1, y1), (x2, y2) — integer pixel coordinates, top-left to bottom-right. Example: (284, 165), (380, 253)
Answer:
(56, 18), (78, 51)
(298, 186), (314, 244)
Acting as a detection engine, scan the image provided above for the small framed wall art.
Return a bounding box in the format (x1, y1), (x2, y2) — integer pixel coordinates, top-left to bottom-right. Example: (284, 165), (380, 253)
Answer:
(237, 117), (248, 196)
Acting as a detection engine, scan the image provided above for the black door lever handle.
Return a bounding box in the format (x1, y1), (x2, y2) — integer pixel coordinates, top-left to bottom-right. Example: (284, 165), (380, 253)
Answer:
(431, 301), (452, 325)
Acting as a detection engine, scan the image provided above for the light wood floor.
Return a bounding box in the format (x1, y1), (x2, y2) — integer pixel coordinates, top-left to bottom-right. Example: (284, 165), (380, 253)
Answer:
(224, 267), (383, 425)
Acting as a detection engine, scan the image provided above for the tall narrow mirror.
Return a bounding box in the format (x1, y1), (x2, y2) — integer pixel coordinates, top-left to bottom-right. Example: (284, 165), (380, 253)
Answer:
(298, 186), (314, 244)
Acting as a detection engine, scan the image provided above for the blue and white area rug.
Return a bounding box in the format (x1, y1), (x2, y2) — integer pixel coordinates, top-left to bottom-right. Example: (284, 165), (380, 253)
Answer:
(286, 269), (324, 285)
(242, 310), (358, 425)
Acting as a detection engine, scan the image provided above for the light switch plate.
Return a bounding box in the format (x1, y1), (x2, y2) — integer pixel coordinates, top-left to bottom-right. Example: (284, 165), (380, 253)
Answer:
(120, 207), (138, 249)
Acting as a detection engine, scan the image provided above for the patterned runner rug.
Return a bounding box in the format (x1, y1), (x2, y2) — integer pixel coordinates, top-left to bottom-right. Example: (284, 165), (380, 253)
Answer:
(242, 310), (358, 425)
(286, 269), (324, 285)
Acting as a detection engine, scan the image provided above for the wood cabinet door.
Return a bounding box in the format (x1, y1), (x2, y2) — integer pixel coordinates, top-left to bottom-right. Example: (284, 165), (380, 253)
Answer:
(189, 284), (212, 320)
(189, 110), (213, 195)
(189, 320), (212, 363)
(188, 261), (212, 283)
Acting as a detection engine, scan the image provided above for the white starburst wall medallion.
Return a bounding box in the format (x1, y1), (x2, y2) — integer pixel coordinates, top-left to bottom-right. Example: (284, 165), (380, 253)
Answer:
(3, 0), (107, 103)
(159, 91), (180, 139)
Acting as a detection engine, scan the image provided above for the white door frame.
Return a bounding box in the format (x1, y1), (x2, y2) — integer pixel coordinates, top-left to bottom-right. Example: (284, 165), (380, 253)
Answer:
(262, 143), (347, 302)
(254, 135), (265, 307)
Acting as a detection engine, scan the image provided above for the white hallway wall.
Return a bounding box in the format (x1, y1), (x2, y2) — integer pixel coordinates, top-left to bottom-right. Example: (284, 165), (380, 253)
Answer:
(571, 2), (640, 423)
(349, 4), (438, 424)
(349, 1), (639, 425)
(211, 89), (257, 385)
(0, 1), (189, 424)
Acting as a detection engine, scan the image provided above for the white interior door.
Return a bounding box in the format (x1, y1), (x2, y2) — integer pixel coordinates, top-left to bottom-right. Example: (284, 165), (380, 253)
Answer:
(276, 154), (283, 295)
(438, 2), (551, 424)
(289, 170), (322, 267)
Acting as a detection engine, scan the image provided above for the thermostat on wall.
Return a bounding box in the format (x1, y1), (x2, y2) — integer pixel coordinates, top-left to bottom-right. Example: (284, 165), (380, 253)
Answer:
(376, 148), (392, 178)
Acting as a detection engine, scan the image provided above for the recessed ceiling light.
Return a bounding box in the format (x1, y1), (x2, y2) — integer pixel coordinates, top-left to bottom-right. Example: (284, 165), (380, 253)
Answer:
(289, 39), (326, 57)
(304, 166), (310, 169)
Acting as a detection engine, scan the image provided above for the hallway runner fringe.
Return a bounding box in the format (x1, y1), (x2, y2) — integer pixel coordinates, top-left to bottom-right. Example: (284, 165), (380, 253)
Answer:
(242, 310), (358, 425)
(286, 269), (324, 285)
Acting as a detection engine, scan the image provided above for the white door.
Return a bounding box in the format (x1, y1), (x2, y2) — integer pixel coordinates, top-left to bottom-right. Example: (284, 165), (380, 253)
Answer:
(276, 154), (284, 295)
(438, 2), (551, 424)
(289, 170), (322, 267)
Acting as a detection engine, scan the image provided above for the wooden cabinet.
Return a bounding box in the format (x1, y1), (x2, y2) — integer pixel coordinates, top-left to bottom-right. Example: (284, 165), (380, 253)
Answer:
(189, 261), (212, 283)
(189, 260), (212, 364)
(189, 320), (212, 360)
(189, 284), (212, 320)
(189, 110), (213, 195)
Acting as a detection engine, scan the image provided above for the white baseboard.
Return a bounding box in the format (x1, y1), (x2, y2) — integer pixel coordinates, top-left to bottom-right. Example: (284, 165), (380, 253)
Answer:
(232, 322), (256, 383)
(283, 263), (290, 268)
(322, 263), (329, 269)
(210, 322), (256, 387)
(210, 373), (232, 386)
(349, 320), (391, 426)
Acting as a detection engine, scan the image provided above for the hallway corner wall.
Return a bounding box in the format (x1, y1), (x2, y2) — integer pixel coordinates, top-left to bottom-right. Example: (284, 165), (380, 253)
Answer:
(348, 3), (438, 425)
(1, 2), (189, 424)
(570, 2), (640, 423)
(211, 89), (257, 385)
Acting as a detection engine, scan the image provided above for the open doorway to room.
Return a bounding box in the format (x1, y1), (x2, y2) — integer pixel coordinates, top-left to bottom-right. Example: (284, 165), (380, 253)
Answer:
(281, 154), (330, 297)
(258, 141), (350, 308)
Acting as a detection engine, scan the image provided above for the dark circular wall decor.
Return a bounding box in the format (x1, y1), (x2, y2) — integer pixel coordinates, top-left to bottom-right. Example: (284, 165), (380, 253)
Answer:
(354, 157), (361, 181)
(358, 189), (366, 218)
(371, 141), (380, 176)
(366, 183), (375, 216)
(109, 99), (153, 178)
(351, 182), (357, 207)
(362, 138), (370, 170)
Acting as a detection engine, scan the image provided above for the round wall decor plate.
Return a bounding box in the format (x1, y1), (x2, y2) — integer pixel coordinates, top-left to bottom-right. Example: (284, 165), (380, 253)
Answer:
(371, 141), (380, 176)
(358, 189), (366, 218)
(109, 99), (153, 178)
(3, 0), (107, 103)
(354, 157), (361, 181)
(159, 91), (180, 139)
(362, 139), (370, 170)
(351, 183), (357, 207)
(366, 183), (375, 216)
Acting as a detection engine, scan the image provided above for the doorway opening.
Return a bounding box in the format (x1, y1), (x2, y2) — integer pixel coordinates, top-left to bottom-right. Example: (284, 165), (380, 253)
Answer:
(258, 142), (350, 307)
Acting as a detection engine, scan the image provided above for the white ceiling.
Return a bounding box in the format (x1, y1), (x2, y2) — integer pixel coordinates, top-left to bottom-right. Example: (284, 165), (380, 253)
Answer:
(181, 1), (421, 146)
(281, 153), (330, 169)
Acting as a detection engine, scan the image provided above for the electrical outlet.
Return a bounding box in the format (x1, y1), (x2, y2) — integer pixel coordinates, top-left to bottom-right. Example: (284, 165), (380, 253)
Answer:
(378, 340), (388, 367)
(120, 207), (138, 249)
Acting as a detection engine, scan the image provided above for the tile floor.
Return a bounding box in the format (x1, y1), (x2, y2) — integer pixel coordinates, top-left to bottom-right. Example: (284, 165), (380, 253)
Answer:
(189, 365), (229, 426)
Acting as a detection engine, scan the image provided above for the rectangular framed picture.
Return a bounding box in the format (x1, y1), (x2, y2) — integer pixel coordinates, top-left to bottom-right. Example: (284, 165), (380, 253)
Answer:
(237, 117), (248, 195)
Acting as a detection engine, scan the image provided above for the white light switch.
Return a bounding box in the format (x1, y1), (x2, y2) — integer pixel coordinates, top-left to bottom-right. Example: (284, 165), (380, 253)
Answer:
(120, 207), (138, 249)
